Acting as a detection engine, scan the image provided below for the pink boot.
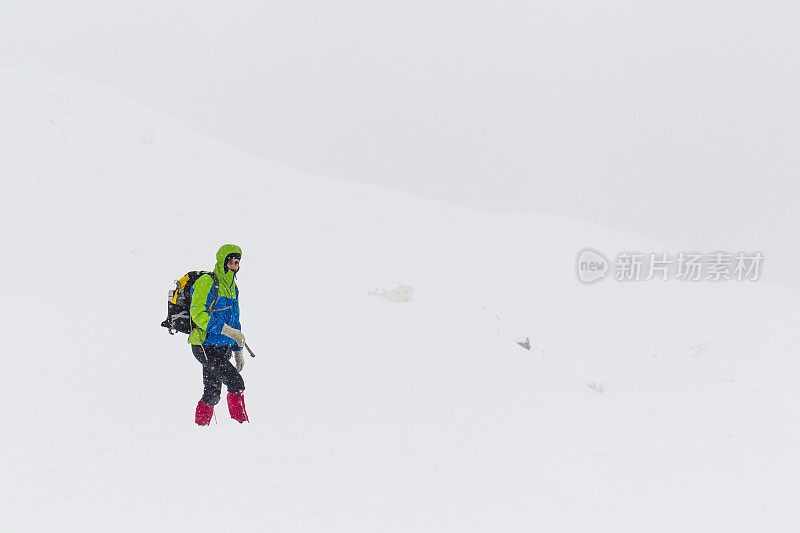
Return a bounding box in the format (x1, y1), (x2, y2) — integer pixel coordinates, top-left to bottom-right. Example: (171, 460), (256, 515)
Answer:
(227, 392), (249, 423)
(195, 400), (214, 426)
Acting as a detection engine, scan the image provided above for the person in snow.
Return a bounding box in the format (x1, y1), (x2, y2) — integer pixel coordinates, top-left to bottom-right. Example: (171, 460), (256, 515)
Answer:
(190, 244), (249, 425)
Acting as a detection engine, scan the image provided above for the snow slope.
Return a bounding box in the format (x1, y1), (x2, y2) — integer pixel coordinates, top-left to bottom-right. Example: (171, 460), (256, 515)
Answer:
(2, 69), (799, 532)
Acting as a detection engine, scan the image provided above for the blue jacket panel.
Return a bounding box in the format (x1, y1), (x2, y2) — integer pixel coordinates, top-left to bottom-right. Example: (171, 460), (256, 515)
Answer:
(191, 282), (241, 349)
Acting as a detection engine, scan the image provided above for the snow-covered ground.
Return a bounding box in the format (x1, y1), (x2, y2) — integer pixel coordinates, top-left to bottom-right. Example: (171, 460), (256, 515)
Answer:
(2, 69), (799, 531)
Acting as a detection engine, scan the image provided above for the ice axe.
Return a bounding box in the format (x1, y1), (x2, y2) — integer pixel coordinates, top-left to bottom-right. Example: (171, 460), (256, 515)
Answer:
(244, 342), (256, 358)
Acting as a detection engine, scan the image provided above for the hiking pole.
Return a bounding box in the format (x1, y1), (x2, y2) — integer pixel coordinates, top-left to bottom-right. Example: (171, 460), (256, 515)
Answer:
(244, 342), (256, 358)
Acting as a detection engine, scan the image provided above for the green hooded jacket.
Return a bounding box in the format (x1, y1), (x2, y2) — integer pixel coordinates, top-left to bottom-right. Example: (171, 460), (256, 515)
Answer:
(188, 244), (243, 348)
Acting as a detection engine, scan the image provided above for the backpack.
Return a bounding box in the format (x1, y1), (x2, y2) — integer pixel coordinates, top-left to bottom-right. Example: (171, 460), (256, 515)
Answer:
(161, 271), (219, 335)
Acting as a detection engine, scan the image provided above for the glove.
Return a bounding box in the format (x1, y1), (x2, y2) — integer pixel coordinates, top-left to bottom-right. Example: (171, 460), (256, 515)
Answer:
(221, 324), (245, 347)
(234, 350), (245, 373)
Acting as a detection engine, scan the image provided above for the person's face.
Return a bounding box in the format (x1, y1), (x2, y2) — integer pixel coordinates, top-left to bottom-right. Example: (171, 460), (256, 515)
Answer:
(227, 258), (240, 272)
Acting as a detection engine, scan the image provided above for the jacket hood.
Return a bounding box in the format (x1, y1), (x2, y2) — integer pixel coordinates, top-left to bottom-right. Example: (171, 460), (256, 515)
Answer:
(215, 243), (242, 273)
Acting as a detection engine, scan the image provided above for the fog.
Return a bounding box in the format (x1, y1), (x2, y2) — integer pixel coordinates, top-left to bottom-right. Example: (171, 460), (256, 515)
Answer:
(2, 0), (797, 283)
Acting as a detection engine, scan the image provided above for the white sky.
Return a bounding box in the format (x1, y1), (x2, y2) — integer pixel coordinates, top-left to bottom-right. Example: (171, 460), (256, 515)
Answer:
(2, 0), (798, 283)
